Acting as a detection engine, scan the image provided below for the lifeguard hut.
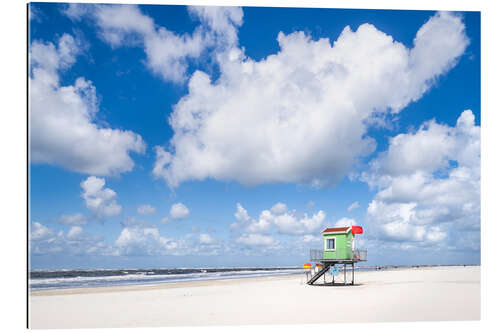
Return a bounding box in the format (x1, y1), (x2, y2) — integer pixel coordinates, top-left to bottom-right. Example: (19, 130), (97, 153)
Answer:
(306, 226), (367, 285)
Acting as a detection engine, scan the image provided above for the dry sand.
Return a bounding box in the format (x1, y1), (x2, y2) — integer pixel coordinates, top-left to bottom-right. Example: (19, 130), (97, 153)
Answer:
(29, 265), (480, 328)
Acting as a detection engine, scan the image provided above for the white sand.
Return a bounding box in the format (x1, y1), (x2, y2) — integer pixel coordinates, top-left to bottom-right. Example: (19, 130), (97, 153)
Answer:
(29, 265), (480, 328)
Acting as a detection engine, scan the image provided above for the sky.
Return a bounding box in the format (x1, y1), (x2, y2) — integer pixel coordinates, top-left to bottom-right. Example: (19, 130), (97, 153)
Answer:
(28, 2), (480, 270)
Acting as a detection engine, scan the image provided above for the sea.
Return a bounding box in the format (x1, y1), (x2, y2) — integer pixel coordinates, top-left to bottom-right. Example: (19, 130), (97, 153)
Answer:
(29, 264), (467, 291)
(29, 267), (307, 291)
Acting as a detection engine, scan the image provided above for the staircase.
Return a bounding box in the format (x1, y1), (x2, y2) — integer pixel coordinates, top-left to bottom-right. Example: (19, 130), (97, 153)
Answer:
(307, 263), (332, 285)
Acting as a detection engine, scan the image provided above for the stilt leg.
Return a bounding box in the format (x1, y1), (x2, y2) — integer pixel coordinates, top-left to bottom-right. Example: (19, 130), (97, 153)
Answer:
(352, 263), (354, 285)
(344, 264), (346, 285)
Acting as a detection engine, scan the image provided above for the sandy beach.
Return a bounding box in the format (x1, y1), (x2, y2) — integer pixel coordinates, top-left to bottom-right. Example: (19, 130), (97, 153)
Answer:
(29, 265), (480, 328)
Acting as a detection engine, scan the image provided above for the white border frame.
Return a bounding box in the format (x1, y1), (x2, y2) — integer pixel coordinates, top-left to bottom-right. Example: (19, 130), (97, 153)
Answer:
(324, 236), (336, 251)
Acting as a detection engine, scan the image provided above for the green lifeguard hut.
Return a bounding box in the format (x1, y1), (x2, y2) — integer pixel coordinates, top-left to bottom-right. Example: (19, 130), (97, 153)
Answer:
(306, 225), (367, 285)
(322, 226), (361, 260)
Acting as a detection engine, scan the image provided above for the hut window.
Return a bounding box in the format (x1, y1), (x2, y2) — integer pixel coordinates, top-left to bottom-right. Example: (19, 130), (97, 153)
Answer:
(325, 237), (336, 251)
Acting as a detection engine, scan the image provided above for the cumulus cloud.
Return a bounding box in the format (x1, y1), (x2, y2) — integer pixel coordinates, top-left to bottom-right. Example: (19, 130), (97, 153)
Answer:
(115, 227), (184, 255)
(120, 217), (154, 229)
(114, 225), (222, 256)
(169, 202), (190, 220)
(81, 176), (122, 217)
(274, 210), (326, 235)
(137, 204), (156, 215)
(347, 201), (360, 212)
(29, 4), (44, 22)
(190, 233), (222, 255)
(29, 33), (146, 176)
(235, 233), (279, 247)
(188, 5), (243, 47)
(363, 110), (480, 250)
(62, 4), (242, 83)
(228, 202), (331, 251)
(153, 11), (469, 188)
(59, 213), (87, 226)
(302, 234), (322, 243)
(230, 202), (327, 240)
(67, 226), (84, 239)
(30, 222), (54, 241)
(29, 222), (115, 255)
(61, 3), (92, 20)
(231, 203), (273, 234)
(199, 233), (217, 245)
(270, 202), (287, 215)
(333, 217), (357, 228)
(30, 221), (222, 257)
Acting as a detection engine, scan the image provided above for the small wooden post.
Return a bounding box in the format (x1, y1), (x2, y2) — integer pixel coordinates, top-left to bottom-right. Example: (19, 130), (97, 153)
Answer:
(352, 263), (354, 285)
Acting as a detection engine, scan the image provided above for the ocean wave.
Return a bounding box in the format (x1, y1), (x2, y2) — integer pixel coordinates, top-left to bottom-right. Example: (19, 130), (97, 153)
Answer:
(29, 268), (306, 291)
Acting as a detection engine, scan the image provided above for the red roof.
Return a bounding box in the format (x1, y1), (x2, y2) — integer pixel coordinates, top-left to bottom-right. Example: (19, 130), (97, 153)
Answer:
(322, 227), (350, 234)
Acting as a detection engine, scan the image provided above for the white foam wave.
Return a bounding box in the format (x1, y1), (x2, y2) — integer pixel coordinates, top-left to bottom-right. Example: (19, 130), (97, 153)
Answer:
(29, 269), (304, 290)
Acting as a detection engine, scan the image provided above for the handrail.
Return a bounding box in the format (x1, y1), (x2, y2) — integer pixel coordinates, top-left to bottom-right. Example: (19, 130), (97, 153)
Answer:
(309, 248), (367, 261)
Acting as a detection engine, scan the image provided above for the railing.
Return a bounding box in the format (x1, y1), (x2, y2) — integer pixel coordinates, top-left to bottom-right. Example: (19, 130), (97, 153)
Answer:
(353, 249), (368, 261)
(309, 249), (368, 261)
(310, 249), (324, 261)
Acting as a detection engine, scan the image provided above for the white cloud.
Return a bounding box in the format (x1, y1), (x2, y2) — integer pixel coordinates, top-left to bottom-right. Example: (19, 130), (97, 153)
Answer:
(81, 176), (122, 217)
(29, 222), (115, 256)
(64, 4), (242, 83)
(231, 203), (273, 234)
(94, 4), (203, 83)
(235, 233), (279, 247)
(368, 120), (457, 177)
(169, 202), (190, 220)
(187, 6), (243, 47)
(29, 4), (44, 22)
(137, 204), (156, 215)
(30, 222), (54, 241)
(302, 234), (321, 243)
(30, 221), (222, 257)
(333, 217), (357, 228)
(153, 11), (469, 188)
(59, 213), (87, 226)
(115, 227), (184, 255)
(29, 33), (146, 176)
(347, 201), (360, 212)
(230, 202), (326, 236)
(199, 233), (217, 245)
(120, 217), (154, 229)
(273, 210), (326, 235)
(61, 3), (92, 21)
(363, 110), (479, 250)
(67, 226), (84, 239)
(270, 202), (287, 215)
(114, 226), (223, 256)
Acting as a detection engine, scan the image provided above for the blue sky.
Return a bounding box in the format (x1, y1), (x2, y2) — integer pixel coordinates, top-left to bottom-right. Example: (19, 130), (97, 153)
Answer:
(28, 3), (480, 269)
